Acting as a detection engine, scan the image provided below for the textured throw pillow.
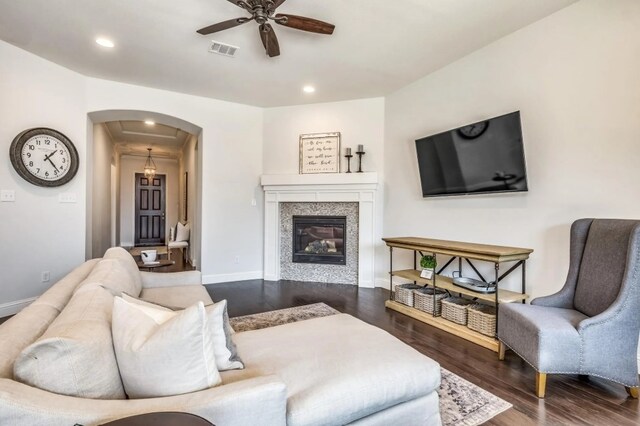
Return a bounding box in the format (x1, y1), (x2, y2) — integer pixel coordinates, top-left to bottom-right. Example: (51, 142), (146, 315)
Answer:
(121, 294), (243, 371)
(206, 299), (244, 370)
(111, 297), (221, 399)
(176, 222), (190, 242)
(14, 285), (126, 399)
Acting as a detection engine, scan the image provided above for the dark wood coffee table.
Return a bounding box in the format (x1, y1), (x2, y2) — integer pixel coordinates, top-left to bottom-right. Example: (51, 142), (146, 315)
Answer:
(100, 412), (213, 426)
(136, 259), (175, 272)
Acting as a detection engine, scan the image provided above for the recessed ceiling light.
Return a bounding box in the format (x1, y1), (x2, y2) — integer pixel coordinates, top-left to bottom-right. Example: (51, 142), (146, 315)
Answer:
(303, 85), (316, 94)
(95, 38), (115, 48)
(144, 120), (155, 125)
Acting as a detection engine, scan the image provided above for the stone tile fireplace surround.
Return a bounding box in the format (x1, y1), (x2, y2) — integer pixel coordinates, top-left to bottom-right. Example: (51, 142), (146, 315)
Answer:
(261, 173), (378, 287)
(281, 202), (358, 284)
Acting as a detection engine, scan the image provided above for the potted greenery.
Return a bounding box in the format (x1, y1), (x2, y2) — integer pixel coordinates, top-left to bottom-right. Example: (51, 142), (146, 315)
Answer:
(420, 255), (437, 279)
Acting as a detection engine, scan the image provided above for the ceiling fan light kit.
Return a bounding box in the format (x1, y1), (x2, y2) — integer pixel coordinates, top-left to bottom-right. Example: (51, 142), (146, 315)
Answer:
(197, 0), (335, 57)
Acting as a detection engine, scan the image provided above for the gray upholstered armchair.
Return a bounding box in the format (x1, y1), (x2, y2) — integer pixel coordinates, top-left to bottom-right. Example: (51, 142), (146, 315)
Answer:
(498, 219), (640, 398)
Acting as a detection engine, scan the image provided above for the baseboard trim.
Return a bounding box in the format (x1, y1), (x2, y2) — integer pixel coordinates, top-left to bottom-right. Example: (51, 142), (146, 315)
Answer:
(0, 297), (37, 318)
(202, 270), (263, 285)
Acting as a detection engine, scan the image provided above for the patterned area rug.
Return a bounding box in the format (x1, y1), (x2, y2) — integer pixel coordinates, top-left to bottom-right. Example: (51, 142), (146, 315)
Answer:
(230, 303), (512, 426)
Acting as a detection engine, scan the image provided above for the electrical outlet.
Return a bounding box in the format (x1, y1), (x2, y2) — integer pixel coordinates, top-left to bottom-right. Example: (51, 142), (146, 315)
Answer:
(1, 190), (15, 202)
(251, 198), (257, 206)
(234, 256), (240, 264)
(41, 271), (50, 282)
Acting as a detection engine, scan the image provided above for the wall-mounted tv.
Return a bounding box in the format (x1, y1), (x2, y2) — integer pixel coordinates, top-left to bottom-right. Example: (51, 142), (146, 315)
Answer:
(415, 111), (528, 198)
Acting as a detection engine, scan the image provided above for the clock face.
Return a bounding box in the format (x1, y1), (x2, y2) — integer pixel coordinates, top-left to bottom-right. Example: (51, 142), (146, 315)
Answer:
(10, 128), (79, 187)
(21, 135), (72, 181)
(458, 121), (489, 139)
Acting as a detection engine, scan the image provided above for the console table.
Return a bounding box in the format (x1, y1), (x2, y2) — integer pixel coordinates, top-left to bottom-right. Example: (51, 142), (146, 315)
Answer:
(382, 237), (533, 352)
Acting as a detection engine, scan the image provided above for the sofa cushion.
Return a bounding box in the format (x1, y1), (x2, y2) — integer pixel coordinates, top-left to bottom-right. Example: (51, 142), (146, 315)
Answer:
(13, 285), (126, 399)
(140, 285), (212, 309)
(112, 297), (221, 398)
(498, 303), (587, 372)
(103, 247), (143, 296)
(77, 258), (140, 297)
(220, 314), (440, 426)
(31, 259), (100, 312)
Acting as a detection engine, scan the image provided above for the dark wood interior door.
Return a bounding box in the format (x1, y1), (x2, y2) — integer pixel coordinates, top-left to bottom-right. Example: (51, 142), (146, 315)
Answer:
(135, 173), (166, 246)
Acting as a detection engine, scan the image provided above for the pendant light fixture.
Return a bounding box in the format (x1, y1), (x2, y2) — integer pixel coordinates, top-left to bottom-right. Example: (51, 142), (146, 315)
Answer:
(144, 148), (157, 179)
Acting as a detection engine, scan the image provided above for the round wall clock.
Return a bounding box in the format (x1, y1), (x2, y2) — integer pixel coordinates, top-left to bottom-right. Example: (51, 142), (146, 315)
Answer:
(10, 127), (79, 187)
(458, 121), (489, 139)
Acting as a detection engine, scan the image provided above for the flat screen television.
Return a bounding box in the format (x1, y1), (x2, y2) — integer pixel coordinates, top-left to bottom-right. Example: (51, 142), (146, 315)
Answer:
(415, 111), (528, 197)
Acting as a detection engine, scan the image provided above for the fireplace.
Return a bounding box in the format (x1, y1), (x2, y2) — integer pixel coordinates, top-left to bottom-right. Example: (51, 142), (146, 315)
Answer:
(292, 216), (347, 265)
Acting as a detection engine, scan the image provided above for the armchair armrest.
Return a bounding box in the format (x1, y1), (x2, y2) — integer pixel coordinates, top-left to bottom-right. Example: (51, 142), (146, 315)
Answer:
(531, 287), (574, 308)
(0, 375), (287, 426)
(577, 297), (640, 386)
(532, 219), (594, 308)
(141, 270), (202, 288)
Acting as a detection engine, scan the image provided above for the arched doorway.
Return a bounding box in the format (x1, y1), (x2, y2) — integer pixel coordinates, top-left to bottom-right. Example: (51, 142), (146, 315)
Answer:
(86, 110), (203, 270)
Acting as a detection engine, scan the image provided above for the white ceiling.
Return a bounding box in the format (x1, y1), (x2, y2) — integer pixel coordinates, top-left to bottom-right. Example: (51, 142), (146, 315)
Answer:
(105, 121), (190, 159)
(0, 0), (577, 107)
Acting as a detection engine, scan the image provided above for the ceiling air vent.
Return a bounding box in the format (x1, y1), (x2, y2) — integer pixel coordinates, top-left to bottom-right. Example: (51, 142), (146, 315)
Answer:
(209, 41), (239, 58)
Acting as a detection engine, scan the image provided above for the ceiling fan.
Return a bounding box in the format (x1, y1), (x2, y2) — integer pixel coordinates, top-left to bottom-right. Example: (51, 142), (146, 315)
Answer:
(196, 0), (335, 57)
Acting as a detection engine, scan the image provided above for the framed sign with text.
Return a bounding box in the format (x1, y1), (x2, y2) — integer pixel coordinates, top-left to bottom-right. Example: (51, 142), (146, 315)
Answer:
(299, 132), (341, 174)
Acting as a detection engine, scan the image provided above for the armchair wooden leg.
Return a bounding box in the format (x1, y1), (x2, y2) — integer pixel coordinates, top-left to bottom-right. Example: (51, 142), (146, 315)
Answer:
(535, 372), (547, 398)
(625, 387), (639, 399)
(498, 341), (506, 361)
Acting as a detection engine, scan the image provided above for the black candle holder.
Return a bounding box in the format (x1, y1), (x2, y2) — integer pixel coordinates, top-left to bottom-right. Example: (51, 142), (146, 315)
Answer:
(345, 154), (353, 173)
(356, 151), (365, 173)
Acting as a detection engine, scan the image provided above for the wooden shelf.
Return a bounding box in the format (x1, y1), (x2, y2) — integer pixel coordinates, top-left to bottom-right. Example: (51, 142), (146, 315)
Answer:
(383, 236), (532, 263)
(383, 235), (531, 352)
(390, 269), (528, 304)
(385, 300), (499, 352)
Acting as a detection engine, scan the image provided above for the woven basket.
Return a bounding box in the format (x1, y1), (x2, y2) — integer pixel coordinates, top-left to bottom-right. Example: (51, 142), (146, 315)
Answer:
(393, 284), (422, 306)
(413, 287), (448, 316)
(441, 297), (474, 325)
(467, 303), (497, 337)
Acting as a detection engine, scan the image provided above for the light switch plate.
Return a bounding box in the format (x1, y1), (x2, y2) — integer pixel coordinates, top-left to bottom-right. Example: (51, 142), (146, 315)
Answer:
(0, 190), (15, 202)
(58, 192), (77, 203)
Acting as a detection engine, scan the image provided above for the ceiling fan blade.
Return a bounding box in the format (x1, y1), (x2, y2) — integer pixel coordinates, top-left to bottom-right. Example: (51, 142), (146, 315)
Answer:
(273, 0), (287, 8)
(196, 17), (250, 35)
(259, 23), (280, 57)
(274, 13), (335, 35)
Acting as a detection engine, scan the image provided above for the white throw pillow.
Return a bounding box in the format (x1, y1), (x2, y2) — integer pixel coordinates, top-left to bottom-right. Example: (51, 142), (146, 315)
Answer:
(176, 222), (190, 242)
(122, 294), (244, 371)
(111, 297), (221, 399)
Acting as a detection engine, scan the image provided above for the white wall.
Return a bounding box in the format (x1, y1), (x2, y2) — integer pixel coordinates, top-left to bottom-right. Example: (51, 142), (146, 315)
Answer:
(180, 134), (199, 265)
(0, 41), (87, 316)
(90, 124), (115, 258)
(382, 0), (640, 296)
(263, 98), (385, 175)
(86, 79), (264, 283)
(0, 39), (264, 314)
(262, 98), (386, 284)
(119, 156), (179, 246)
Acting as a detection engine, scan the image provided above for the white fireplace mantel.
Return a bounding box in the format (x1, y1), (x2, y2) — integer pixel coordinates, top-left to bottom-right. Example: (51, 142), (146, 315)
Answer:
(261, 173), (379, 288)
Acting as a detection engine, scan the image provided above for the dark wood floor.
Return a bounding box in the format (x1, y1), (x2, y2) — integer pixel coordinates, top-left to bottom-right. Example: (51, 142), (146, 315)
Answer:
(206, 280), (640, 426)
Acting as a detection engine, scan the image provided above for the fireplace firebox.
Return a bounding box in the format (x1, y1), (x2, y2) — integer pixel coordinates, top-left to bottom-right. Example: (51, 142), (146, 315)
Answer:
(292, 216), (347, 265)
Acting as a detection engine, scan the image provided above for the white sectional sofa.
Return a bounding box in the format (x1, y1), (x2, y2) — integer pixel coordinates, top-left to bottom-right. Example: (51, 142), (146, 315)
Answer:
(0, 248), (442, 426)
